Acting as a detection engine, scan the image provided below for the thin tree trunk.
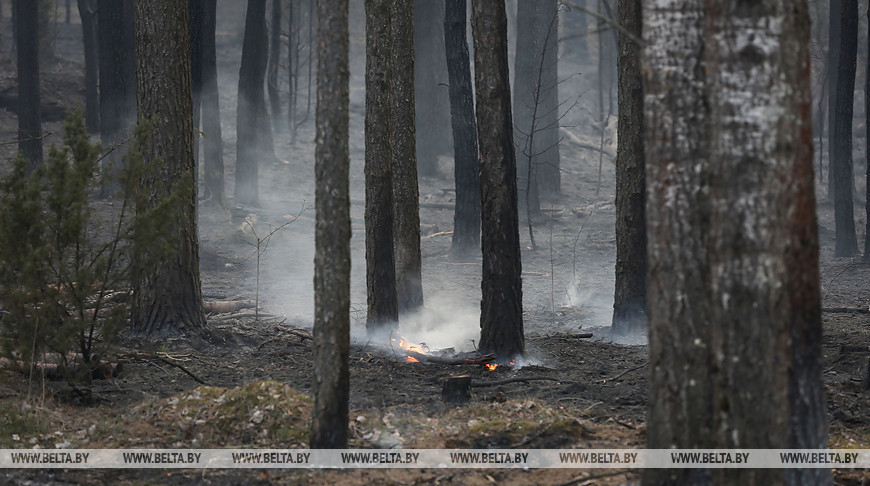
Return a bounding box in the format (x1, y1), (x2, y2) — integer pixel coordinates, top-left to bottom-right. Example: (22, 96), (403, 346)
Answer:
(866, 4), (870, 261)
(97, 0), (136, 147)
(536, 0), (560, 195)
(268, 0), (282, 132)
(236, 0), (270, 207)
(827, 0), (841, 200)
(414, 0), (452, 177)
(14, 0), (41, 164)
(311, 0), (350, 450)
(611, 0), (645, 336)
(77, 0), (98, 134)
(364, 0), (398, 333)
(832, 0), (859, 257)
(513, 0), (542, 221)
(201, 0), (224, 204)
(472, 0), (523, 361)
(392, 0), (423, 315)
(132, 0), (206, 336)
(189, 0), (203, 167)
(444, 0), (480, 257)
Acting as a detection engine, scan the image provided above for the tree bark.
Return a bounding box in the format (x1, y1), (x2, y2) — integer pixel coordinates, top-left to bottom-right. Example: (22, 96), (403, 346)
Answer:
(14, 0), (41, 165)
(827, 0), (841, 200)
(132, 0), (207, 336)
(77, 0), (99, 134)
(201, 0), (224, 204)
(444, 0), (480, 257)
(188, 0), (203, 167)
(472, 0), (523, 361)
(642, 1), (714, 484)
(644, 1), (830, 484)
(831, 0), (858, 257)
(392, 0), (424, 315)
(866, 4), (870, 261)
(611, 0), (645, 336)
(311, 0), (351, 449)
(705, 2), (828, 484)
(364, 0), (398, 333)
(414, 0), (453, 177)
(236, 0), (272, 207)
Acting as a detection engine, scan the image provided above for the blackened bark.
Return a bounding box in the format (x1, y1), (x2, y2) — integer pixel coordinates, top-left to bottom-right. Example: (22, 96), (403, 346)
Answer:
(642, 1), (713, 483)
(236, 0), (271, 207)
(132, 0), (206, 336)
(311, 0), (350, 449)
(77, 0), (99, 134)
(444, 0), (479, 257)
(97, 0), (136, 147)
(14, 0), (41, 164)
(832, 0), (858, 257)
(414, 0), (453, 177)
(392, 0), (424, 314)
(201, 0), (223, 204)
(472, 0), (523, 361)
(364, 0), (398, 333)
(611, 0), (645, 336)
(268, 0), (282, 132)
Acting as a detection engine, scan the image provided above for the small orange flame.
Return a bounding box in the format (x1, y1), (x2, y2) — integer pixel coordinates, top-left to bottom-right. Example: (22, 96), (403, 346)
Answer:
(485, 363), (498, 371)
(406, 356), (419, 363)
(392, 334), (426, 361)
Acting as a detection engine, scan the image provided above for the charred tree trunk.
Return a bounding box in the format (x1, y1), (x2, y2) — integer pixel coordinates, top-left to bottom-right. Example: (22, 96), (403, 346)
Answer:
(97, 0), (135, 147)
(444, 0), (480, 257)
(132, 0), (207, 336)
(414, 0), (453, 177)
(77, 0), (99, 134)
(831, 0), (858, 257)
(268, 0), (282, 132)
(392, 0), (424, 315)
(364, 0), (398, 333)
(611, 0), (645, 336)
(472, 0), (523, 361)
(14, 0), (41, 164)
(236, 0), (272, 207)
(201, 0), (224, 205)
(311, 0), (351, 449)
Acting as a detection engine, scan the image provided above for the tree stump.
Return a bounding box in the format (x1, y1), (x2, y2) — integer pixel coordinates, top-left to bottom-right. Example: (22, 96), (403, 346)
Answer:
(442, 375), (472, 404)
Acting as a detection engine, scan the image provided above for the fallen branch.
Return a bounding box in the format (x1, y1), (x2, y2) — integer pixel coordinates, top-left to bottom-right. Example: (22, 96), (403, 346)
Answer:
(277, 327), (314, 341)
(607, 361), (648, 381)
(153, 355), (208, 385)
(203, 300), (257, 314)
(404, 349), (496, 366)
(471, 376), (565, 388)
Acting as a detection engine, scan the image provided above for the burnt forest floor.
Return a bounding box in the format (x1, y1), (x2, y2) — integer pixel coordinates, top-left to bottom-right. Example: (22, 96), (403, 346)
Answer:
(0, 5), (868, 485)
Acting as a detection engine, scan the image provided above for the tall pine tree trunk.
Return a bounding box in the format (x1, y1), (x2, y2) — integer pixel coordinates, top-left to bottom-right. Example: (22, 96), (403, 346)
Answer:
(77, 0), (99, 134)
(14, 0), (41, 165)
(472, 0), (523, 361)
(611, 0), (645, 336)
(236, 0), (272, 207)
(364, 0), (398, 333)
(132, 0), (206, 336)
(311, 0), (351, 450)
(392, 0), (424, 315)
(267, 0), (282, 132)
(831, 0), (858, 257)
(444, 0), (480, 258)
(414, 0), (453, 177)
(97, 0), (135, 147)
(201, 0), (224, 204)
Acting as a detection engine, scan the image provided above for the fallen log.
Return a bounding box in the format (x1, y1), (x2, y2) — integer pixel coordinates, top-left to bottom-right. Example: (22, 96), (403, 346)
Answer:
(471, 376), (565, 388)
(203, 300), (257, 314)
(822, 307), (870, 314)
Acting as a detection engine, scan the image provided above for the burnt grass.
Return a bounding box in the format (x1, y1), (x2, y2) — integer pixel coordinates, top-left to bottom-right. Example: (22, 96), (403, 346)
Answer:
(0, 7), (869, 486)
